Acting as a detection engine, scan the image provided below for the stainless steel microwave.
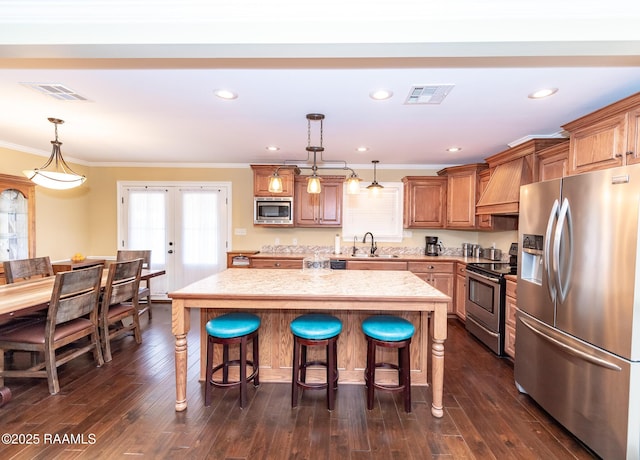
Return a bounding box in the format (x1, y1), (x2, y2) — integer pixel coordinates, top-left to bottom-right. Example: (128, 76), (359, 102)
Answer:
(254, 196), (293, 225)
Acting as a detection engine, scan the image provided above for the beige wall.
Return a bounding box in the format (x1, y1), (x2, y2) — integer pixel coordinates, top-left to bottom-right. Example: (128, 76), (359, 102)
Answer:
(3, 146), (517, 261)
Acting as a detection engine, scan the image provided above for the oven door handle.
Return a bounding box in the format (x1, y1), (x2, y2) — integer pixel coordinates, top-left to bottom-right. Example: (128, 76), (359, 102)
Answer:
(467, 270), (501, 284)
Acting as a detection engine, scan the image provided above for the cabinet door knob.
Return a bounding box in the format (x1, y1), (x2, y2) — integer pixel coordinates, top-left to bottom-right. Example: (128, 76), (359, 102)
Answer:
(626, 151), (634, 155)
(274, 262), (281, 267)
(615, 152), (623, 158)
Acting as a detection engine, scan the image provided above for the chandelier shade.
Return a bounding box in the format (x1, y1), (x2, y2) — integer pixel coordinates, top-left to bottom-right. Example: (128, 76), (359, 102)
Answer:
(23, 118), (86, 190)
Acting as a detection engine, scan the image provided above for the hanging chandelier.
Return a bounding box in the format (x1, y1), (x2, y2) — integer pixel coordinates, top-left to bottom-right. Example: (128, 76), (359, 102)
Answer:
(268, 113), (361, 195)
(23, 118), (86, 190)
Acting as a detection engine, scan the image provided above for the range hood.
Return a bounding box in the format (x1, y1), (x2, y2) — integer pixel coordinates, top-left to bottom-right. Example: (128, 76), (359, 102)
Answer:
(476, 138), (566, 216)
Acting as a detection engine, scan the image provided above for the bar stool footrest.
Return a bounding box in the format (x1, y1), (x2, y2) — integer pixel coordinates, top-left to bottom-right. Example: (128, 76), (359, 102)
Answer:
(209, 360), (259, 388)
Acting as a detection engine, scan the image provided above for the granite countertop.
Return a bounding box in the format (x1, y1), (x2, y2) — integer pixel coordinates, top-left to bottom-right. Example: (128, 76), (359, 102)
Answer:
(249, 251), (487, 264)
(170, 268), (450, 302)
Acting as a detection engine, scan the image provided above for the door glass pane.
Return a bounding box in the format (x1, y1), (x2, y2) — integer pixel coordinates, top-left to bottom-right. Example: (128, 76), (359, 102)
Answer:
(0, 189), (28, 261)
(178, 188), (225, 287)
(126, 188), (167, 268)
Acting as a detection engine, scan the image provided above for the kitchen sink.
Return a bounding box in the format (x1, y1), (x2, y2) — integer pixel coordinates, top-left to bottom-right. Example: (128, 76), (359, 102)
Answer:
(350, 254), (398, 258)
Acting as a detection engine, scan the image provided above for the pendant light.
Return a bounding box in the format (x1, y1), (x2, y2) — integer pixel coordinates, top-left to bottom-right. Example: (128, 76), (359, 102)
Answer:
(23, 118), (86, 190)
(366, 160), (384, 192)
(268, 113), (361, 194)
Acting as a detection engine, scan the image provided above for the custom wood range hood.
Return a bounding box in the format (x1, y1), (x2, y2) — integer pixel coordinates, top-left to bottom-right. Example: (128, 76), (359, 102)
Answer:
(476, 138), (566, 215)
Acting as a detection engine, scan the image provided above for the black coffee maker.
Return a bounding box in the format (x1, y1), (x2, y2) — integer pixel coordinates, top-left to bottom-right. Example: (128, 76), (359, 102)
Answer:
(425, 236), (440, 256)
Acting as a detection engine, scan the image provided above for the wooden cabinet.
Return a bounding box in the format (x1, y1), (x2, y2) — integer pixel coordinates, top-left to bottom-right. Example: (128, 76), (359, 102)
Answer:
(504, 277), (517, 358)
(0, 174), (36, 284)
(438, 164), (487, 229)
(537, 140), (570, 181)
(454, 262), (467, 320)
(408, 261), (454, 313)
(402, 176), (447, 228)
(251, 164), (297, 197)
(251, 258), (302, 269)
(226, 250), (259, 268)
(563, 92), (640, 175)
(346, 260), (408, 271)
(294, 175), (343, 227)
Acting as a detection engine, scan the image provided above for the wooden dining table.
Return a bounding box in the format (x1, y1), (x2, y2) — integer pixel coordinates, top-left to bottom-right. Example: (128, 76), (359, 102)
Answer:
(0, 267), (166, 406)
(168, 268), (450, 418)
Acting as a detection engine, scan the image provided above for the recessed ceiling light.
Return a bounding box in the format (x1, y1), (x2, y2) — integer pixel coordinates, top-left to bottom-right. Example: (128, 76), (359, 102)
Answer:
(447, 147), (462, 153)
(356, 146), (369, 152)
(214, 89), (238, 100)
(266, 146), (280, 151)
(369, 89), (393, 100)
(528, 88), (558, 99)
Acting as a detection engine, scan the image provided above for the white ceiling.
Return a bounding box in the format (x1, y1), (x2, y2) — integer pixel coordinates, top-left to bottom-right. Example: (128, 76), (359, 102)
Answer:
(1, 1), (640, 171)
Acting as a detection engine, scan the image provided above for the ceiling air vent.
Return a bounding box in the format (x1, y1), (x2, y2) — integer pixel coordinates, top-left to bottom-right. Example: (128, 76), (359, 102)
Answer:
(404, 84), (454, 105)
(20, 83), (88, 101)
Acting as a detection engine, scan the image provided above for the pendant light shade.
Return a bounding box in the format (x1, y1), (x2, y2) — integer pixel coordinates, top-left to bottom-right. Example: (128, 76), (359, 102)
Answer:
(267, 171), (283, 193)
(267, 113), (362, 195)
(23, 118), (86, 190)
(366, 160), (384, 193)
(307, 174), (322, 194)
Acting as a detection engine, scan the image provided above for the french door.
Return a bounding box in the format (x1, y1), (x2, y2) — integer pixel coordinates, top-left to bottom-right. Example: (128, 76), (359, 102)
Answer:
(118, 182), (231, 296)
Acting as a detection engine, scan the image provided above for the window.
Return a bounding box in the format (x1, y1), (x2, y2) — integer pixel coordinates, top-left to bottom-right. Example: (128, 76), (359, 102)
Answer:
(341, 182), (403, 242)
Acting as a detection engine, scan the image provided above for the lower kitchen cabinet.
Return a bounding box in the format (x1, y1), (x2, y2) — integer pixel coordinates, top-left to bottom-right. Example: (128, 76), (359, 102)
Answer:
(345, 260), (407, 271)
(504, 276), (517, 358)
(408, 261), (454, 314)
(251, 258), (302, 269)
(455, 262), (466, 320)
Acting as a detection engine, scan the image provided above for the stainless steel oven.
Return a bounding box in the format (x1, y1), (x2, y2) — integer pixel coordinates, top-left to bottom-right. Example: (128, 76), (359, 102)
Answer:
(465, 262), (514, 355)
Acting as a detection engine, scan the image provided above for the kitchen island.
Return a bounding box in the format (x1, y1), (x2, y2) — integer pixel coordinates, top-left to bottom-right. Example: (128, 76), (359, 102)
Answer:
(169, 268), (449, 417)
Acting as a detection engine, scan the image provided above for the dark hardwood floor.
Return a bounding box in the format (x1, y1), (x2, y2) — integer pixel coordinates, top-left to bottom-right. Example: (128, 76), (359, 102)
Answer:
(0, 305), (598, 459)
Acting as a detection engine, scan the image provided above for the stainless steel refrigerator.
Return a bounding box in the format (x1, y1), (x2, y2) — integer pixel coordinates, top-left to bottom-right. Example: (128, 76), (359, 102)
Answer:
(516, 164), (640, 460)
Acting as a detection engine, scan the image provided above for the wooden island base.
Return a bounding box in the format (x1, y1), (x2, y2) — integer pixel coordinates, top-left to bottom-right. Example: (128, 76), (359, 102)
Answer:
(199, 308), (430, 386)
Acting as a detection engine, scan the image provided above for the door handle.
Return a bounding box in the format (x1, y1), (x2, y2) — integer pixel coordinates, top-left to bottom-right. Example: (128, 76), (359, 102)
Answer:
(168, 250), (174, 254)
(554, 197), (573, 303)
(544, 199), (559, 303)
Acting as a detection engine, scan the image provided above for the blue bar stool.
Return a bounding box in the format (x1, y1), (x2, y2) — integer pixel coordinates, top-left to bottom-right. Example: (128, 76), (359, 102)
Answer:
(204, 312), (260, 409)
(362, 315), (415, 413)
(290, 313), (342, 410)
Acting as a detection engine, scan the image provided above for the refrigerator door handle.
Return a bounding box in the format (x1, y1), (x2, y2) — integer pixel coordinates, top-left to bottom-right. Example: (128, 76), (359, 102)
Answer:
(544, 199), (559, 303)
(554, 197), (574, 303)
(519, 315), (622, 371)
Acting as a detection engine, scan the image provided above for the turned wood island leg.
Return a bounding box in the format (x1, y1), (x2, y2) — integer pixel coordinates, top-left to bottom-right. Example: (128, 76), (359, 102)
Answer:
(172, 299), (190, 411)
(430, 302), (448, 418)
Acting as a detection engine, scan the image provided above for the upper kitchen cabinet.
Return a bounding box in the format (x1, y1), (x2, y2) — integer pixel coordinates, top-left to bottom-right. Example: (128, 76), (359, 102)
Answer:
(0, 174), (36, 283)
(563, 92), (640, 175)
(402, 176), (447, 228)
(537, 140), (570, 181)
(251, 164), (297, 197)
(475, 138), (566, 215)
(437, 164), (487, 229)
(294, 175), (343, 227)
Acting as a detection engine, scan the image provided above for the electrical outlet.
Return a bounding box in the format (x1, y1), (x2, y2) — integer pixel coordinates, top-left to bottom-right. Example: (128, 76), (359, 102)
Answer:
(234, 228), (247, 236)
(275, 238), (280, 245)
(292, 238), (298, 246)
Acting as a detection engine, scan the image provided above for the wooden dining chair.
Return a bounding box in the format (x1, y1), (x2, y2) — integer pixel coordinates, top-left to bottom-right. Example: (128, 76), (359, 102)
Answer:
(3, 256), (54, 284)
(100, 258), (143, 362)
(0, 265), (104, 395)
(116, 250), (153, 320)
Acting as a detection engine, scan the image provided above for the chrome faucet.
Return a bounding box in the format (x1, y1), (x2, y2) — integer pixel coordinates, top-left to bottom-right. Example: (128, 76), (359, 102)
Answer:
(352, 235), (358, 256)
(362, 232), (377, 256)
